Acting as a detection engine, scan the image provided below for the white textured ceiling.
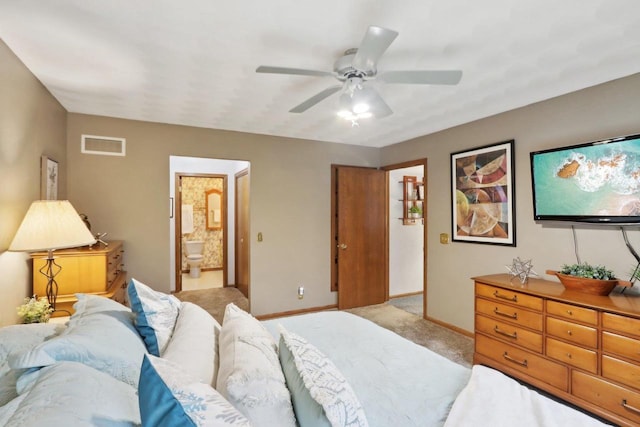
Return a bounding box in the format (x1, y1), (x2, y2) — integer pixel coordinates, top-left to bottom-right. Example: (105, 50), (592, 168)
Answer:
(1, 1), (639, 148)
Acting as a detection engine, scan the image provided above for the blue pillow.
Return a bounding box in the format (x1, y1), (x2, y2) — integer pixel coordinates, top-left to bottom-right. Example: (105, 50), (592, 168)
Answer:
(128, 278), (181, 356)
(9, 294), (147, 387)
(139, 354), (250, 426)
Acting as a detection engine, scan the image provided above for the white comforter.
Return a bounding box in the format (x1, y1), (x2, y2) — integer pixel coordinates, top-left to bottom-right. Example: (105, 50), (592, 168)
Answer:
(444, 365), (608, 426)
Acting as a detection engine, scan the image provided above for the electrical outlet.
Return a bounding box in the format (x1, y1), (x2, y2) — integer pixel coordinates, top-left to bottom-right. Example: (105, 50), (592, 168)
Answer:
(439, 233), (449, 244)
(298, 286), (304, 299)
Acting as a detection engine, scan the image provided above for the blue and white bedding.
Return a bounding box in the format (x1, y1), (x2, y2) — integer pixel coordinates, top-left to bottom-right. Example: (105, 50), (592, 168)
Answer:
(263, 311), (471, 427)
(0, 283), (612, 426)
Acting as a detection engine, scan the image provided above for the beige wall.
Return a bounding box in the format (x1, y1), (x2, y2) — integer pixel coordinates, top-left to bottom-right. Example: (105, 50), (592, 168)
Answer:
(382, 73), (640, 332)
(66, 114), (379, 316)
(0, 40), (67, 326)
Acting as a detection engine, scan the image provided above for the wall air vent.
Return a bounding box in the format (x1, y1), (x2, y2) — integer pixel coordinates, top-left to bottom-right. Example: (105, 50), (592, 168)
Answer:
(81, 134), (126, 156)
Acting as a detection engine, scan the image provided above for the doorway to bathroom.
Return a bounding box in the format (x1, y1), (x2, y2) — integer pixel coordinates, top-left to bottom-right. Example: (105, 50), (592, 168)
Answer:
(169, 156), (250, 295)
(175, 173), (227, 292)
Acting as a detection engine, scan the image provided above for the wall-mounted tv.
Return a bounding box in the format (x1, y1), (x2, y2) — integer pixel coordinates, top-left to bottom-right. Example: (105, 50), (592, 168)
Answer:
(530, 133), (640, 224)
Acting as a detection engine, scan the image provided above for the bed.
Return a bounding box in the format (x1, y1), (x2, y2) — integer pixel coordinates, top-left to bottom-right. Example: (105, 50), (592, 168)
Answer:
(0, 278), (610, 426)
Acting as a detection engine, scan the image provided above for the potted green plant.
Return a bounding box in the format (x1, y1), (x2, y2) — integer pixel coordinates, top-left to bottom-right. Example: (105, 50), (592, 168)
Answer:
(408, 205), (422, 218)
(546, 262), (631, 295)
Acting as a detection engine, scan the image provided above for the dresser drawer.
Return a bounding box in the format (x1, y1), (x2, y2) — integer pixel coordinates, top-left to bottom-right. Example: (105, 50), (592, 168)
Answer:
(573, 370), (640, 425)
(603, 355), (640, 391)
(546, 300), (597, 325)
(476, 314), (542, 353)
(546, 337), (597, 374)
(603, 312), (640, 338)
(476, 334), (568, 390)
(476, 298), (543, 331)
(546, 316), (597, 348)
(603, 331), (640, 364)
(476, 283), (543, 311)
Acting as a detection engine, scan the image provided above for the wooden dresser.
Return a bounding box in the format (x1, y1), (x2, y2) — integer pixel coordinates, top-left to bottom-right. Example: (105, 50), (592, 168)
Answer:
(31, 241), (127, 316)
(474, 273), (640, 427)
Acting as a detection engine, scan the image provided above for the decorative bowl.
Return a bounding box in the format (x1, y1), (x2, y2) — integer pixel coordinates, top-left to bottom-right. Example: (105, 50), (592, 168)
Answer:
(546, 270), (628, 296)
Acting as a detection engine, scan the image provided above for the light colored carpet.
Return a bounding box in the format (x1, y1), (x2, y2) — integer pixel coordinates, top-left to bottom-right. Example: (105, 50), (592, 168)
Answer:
(174, 287), (473, 368)
(174, 286), (248, 324)
(388, 293), (423, 316)
(346, 303), (474, 368)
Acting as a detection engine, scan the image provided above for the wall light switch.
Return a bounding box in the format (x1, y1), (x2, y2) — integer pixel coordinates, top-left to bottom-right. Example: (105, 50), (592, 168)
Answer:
(439, 233), (449, 244)
(257, 232), (263, 242)
(298, 286), (304, 299)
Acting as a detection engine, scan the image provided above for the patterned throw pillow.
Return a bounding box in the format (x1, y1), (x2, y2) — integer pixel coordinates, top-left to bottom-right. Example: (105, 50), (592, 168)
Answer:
(128, 278), (181, 356)
(139, 354), (250, 427)
(279, 327), (369, 427)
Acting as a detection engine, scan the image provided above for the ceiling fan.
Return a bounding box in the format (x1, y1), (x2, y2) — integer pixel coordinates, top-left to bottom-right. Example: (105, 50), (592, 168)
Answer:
(256, 26), (462, 121)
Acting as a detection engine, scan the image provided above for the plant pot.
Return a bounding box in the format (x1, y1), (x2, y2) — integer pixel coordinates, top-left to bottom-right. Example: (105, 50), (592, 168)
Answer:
(546, 270), (630, 296)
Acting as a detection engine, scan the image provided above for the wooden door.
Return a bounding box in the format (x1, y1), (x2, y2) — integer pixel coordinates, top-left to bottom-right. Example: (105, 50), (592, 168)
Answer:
(334, 166), (388, 309)
(235, 169), (250, 298)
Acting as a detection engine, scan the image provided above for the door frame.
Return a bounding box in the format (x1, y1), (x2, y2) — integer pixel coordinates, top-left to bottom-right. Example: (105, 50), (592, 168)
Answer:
(234, 168), (250, 301)
(174, 172), (228, 292)
(381, 158), (428, 318)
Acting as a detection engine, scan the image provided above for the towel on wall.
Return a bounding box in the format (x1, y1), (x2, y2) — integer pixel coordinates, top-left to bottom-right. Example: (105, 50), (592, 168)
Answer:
(182, 204), (194, 234)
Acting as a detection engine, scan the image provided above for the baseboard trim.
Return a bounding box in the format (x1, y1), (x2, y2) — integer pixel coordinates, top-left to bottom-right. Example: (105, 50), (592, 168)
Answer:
(389, 291), (423, 299)
(256, 304), (338, 320)
(425, 315), (474, 338)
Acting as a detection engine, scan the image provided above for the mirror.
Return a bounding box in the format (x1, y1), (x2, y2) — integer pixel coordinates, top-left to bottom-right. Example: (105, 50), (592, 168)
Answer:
(205, 188), (223, 230)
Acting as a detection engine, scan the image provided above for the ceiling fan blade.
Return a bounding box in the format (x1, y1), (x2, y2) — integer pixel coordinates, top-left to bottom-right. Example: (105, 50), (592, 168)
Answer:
(289, 85), (342, 113)
(365, 87), (393, 118)
(352, 26), (399, 72)
(378, 70), (463, 85)
(256, 66), (333, 77)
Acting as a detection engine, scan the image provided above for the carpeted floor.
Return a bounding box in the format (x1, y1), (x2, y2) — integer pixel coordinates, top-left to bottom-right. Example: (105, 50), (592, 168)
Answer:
(174, 286), (474, 368)
(388, 293), (423, 316)
(174, 286), (249, 324)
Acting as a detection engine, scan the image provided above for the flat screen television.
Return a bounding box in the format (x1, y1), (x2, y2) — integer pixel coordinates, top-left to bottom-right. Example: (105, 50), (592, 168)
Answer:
(530, 133), (640, 224)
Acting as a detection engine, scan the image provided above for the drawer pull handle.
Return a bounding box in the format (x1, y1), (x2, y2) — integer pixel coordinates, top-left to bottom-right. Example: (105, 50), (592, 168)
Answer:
(567, 330), (572, 336)
(622, 399), (640, 415)
(503, 352), (528, 367)
(494, 308), (518, 320)
(566, 353), (572, 359)
(494, 326), (517, 339)
(566, 310), (573, 316)
(493, 291), (517, 302)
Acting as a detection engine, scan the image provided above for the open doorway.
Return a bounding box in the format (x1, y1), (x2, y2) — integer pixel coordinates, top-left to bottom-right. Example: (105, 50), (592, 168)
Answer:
(169, 156), (249, 295)
(383, 159), (427, 318)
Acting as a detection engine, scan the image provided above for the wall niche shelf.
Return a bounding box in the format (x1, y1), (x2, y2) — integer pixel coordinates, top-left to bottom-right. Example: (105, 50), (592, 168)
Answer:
(399, 175), (424, 225)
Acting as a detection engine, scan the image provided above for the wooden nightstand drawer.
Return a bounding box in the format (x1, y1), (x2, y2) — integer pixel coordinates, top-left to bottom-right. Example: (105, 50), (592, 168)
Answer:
(476, 314), (542, 353)
(603, 355), (640, 391)
(546, 316), (597, 348)
(476, 283), (543, 311)
(476, 334), (567, 390)
(546, 337), (597, 374)
(546, 300), (597, 325)
(573, 370), (640, 425)
(476, 298), (543, 331)
(603, 331), (640, 363)
(603, 312), (640, 338)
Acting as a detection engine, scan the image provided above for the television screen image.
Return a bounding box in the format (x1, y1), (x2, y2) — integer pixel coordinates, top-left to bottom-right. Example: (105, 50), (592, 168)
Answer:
(530, 133), (640, 223)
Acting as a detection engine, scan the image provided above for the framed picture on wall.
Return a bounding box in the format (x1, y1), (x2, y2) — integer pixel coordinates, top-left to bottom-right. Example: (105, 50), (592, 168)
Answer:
(41, 156), (58, 200)
(451, 140), (516, 246)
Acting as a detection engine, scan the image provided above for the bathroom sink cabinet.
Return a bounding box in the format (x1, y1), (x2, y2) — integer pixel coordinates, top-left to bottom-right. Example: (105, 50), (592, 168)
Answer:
(31, 240), (127, 317)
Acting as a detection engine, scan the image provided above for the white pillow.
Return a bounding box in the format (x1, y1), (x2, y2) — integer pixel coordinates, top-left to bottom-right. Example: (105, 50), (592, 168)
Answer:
(139, 354), (250, 426)
(128, 278), (181, 356)
(216, 303), (296, 427)
(163, 301), (221, 386)
(9, 294), (147, 387)
(279, 326), (369, 427)
(5, 362), (140, 425)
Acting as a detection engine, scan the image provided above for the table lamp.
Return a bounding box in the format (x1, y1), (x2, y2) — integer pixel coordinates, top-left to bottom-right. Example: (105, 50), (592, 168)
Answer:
(9, 200), (96, 310)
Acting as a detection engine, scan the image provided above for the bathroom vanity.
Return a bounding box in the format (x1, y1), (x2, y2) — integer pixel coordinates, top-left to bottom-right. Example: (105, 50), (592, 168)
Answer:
(30, 240), (127, 316)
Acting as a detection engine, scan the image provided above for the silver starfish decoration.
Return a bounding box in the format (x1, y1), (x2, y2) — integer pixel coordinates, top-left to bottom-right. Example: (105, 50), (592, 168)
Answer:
(506, 257), (538, 284)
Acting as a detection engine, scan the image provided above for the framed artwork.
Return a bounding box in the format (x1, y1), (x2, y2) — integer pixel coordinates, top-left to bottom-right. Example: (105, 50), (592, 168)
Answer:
(41, 156), (58, 200)
(451, 140), (516, 246)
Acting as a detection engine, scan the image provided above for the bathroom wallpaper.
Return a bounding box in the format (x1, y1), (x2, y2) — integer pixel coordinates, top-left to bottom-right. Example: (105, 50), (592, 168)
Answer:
(181, 176), (224, 271)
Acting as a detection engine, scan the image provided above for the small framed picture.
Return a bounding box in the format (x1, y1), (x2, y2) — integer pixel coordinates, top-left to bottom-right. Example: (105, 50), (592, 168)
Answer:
(41, 156), (58, 200)
(451, 140), (516, 246)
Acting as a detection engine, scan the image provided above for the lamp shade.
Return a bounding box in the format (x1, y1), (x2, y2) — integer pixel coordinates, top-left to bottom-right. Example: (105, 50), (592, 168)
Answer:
(9, 200), (96, 252)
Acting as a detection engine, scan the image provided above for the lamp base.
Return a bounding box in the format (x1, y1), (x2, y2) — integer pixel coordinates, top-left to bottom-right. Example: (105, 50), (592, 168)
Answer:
(38, 252), (61, 310)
